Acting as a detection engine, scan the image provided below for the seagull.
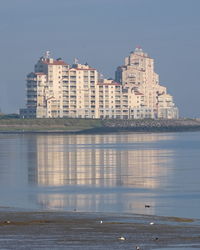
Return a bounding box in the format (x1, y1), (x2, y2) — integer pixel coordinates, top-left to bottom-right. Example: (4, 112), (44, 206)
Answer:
(100, 220), (103, 224)
(150, 222), (154, 225)
(145, 204), (151, 208)
(136, 246), (140, 250)
(118, 236), (126, 241)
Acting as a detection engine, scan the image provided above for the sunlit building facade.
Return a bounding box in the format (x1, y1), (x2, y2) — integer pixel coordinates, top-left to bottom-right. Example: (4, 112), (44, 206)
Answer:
(115, 47), (179, 119)
(20, 48), (179, 119)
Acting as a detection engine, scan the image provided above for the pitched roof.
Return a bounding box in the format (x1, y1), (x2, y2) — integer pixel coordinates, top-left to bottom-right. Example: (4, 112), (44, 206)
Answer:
(43, 61), (68, 66)
(35, 72), (46, 75)
(41, 58), (68, 66)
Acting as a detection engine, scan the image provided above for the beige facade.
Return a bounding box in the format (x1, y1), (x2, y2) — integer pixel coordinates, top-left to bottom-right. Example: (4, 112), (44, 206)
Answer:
(115, 47), (178, 119)
(63, 63), (99, 118)
(21, 56), (69, 118)
(25, 72), (48, 118)
(20, 48), (178, 119)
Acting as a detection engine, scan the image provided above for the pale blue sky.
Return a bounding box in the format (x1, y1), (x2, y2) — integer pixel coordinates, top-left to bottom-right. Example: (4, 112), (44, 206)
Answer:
(0, 0), (200, 117)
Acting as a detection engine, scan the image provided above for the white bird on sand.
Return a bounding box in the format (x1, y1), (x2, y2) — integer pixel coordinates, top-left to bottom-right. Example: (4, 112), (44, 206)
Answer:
(4, 220), (11, 224)
(118, 236), (126, 241)
(100, 220), (103, 224)
(136, 246), (140, 250)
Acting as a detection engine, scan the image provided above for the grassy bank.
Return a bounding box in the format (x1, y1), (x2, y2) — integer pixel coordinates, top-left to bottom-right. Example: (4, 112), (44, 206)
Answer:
(0, 117), (200, 133)
(0, 118), (102, 132)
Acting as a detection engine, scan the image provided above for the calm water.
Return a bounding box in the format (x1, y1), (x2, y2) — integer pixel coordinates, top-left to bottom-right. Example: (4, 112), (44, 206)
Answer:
(0, 131), (200, 219)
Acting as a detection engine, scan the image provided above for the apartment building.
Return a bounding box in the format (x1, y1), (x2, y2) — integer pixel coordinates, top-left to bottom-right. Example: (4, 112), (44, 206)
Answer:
(20, 55), (100, 119)
(115, 47), (178, 119)
(20, 48), (179, 119)
(63, 63), (99, 118)
(20, 54), (69, 118)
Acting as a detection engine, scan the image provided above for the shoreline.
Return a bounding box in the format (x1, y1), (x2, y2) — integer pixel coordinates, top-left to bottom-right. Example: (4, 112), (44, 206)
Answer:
(0, 210), (200, 249)
(1, 118), (200, 134)
(0, 127), (200, 134)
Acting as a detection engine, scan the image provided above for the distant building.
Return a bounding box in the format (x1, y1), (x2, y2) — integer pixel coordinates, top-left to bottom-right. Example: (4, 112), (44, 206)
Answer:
(115, 47), (178, 119)
(20, 48), (179, 119)
(63, 63), (99, 118)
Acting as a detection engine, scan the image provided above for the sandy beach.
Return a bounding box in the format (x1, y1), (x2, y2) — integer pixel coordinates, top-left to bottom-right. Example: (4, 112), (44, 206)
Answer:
(0, 210), (199, 249)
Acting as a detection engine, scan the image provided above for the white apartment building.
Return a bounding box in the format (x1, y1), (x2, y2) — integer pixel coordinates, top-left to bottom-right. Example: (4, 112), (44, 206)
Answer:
(63, 63), (99, 118)
(115, 47), (178, 119)
(20, 48), (179, 119)
(20, 55), (69, 118)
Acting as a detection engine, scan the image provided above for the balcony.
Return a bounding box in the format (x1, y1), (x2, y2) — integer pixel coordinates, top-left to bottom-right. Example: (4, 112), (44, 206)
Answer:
(70, 105), (76, 109)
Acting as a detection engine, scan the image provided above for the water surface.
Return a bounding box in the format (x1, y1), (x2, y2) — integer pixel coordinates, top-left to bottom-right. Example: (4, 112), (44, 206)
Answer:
(0, 132), (200, 218)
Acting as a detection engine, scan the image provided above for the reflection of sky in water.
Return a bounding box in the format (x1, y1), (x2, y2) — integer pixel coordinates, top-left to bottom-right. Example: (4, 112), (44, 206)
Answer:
(0, 132), (200, 218)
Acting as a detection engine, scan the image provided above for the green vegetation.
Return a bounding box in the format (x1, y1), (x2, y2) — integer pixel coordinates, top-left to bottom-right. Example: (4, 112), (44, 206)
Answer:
(0, 113), (20, 119)
(166, 217), (194, 223)
(0, 118), (102, 132)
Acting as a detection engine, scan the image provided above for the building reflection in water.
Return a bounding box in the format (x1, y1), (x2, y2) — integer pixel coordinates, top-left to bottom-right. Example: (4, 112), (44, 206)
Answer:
(27, 133), (175, 213)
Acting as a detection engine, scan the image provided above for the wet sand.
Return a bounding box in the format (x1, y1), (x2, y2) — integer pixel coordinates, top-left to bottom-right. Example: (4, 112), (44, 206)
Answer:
(0, 211), (200, 249)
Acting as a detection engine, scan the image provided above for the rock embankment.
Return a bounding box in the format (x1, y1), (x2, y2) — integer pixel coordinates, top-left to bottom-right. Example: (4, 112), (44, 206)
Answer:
(100, 118), (200, 132)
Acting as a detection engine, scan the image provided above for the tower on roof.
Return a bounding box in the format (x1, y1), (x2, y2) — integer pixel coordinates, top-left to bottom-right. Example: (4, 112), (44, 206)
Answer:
(74, 58), (79, 64)
(45, 51), (51, 59)
(135, 46), (143, 53)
